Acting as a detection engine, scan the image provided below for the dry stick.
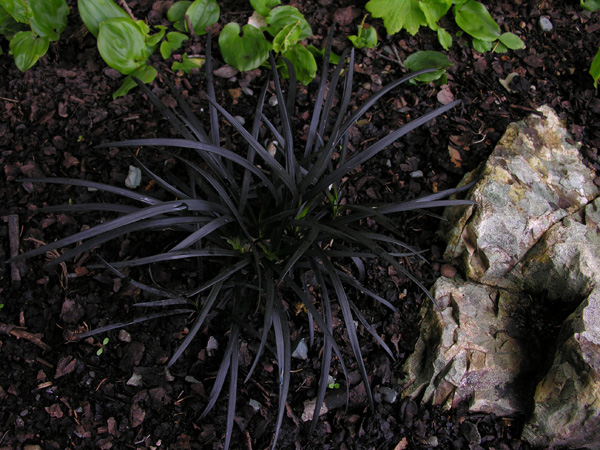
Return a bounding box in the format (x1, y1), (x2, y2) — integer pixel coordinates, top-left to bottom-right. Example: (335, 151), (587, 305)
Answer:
(119, 0), (137, 21)
(3, 214), (21, 283)
(0, 322), (52, 351)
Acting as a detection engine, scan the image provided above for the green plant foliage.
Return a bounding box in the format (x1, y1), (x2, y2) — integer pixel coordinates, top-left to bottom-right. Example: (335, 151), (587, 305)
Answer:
(404, 50), (451, 84)
(1, 0), (69, 70)
(280, 43), (317, 85)
(112, 64), (157, 99)
(591, 48), (600, 88)
(581, 0), (600, 11)
(9, 30), (49, 70)
(265, 5), (312, 39)
(366, 0), (426, 35)
(250, 0), (281, 17)
(9, 31), (475, 449)
(185, 0), (220, 35)
(172, 53), (205, 73)
(348, 17), (378, 49)
(365, 0), (524, 54)
(160, 31), (189, 58)
(78, 0), (129, 38)
(97, 17), (151, 75)
(167, 0), (191, 31)
(219, 23), (272, 71)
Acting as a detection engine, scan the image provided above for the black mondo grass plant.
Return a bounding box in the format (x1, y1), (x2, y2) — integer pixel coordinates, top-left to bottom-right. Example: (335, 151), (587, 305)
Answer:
(9, 32), (474, 449)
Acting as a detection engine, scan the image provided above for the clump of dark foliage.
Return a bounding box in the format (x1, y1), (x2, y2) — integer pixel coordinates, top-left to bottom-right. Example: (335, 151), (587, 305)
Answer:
(8, 32), (474, 449)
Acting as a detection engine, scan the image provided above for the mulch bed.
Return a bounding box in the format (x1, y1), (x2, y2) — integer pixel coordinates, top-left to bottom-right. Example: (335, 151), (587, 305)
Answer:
(1, 0), (599, 449)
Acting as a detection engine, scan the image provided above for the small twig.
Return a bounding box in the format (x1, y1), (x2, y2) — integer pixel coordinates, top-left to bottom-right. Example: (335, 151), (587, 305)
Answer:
(509, 104), (545, 117)
(0, 322), (52, 351)
(2, 215), (21, 283)
(0, 96), (19, 103)
(119, 0), (136, 21)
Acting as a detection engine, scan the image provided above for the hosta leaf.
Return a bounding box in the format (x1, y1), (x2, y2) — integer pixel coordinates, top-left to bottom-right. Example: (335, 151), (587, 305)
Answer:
(186, 0), (220, 36)
(112, 65), (157, 99)
(280, 44), (317, 85)
(404, 50), (451, 83)
(419, 0), (452, 29)
(498, 32), (525, 50)
(167, 0), (191, 31)
(172, 53), (205, 73)
(581, 0), (600, 11)
(2, 0), (30, 23)
(250, 0), (281, 17)
(98, 17), (149, 74)
(160, 31), (189, 58)
(366, 0), (426, 35)
(9, 31), (49, 71)
(218, 23), (271, 71)
(78, 0), (128, 38)
(472, 37), (492, 53)
(272, 21), (303, 53)
(265, 6), (312, 39)
(454, 0), (500, 41)
(29, 0), (69, 41)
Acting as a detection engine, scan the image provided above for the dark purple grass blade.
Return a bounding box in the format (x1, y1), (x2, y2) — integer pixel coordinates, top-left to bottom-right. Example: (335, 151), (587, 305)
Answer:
(349, 300), (394, 359)
(77, 309), (191, 339)
(17, 178), (162, 205)
(46, 216), (210, 268)
(271, 298), (291, 450)
(167, 280), (224, 367)
(169, 216), (233, 251)
(307, 100), (462, 198)
(317, 250), (374, 408)
(89, 249), (239, 269)
(40, 203), (139, 214)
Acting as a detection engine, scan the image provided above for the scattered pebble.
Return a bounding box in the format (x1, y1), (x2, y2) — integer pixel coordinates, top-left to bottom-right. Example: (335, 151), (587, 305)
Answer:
(118, 329), (132, 343)
(125, 165), (142, 189)
(233, 115), (245, 126)
(248, 399), (261, 412)
(268, 95), (278, 107)
(241, 86), (253, 96)
(292, 338), (308, 360)
(126, 373), (143, 387)
(410, 170), (424, 178)
(379, 386), (398, 403)
(539, 16), (553, 32)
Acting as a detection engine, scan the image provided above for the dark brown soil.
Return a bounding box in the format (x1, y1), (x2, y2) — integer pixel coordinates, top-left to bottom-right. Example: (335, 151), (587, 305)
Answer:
(1, 1), (599, 449)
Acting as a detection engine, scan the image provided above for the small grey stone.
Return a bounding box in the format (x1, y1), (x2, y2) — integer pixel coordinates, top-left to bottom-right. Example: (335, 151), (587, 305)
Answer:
(233, 115), (245, 126)
(379, 386), (398, 403)
(292, 338), (308, 360)
(410, 170), (424, 178)
(539, 16), (553, 32)
(268, 95), (278, 107)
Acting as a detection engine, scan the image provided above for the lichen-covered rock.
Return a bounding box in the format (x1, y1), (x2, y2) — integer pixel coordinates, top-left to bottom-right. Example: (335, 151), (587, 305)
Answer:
(512, 197), (600, 302)
(401, 277), (535, 416)
(522, 287), (600, 449)
(402, 105), (600, 449)
(443, 105), (598, 287)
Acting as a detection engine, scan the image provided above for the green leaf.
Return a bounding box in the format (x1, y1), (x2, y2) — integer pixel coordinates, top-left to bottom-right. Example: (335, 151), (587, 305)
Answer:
(281, 44), (317, 85)
(172, 53), (205, 73)
(250, 0), (281, 17)
(29, 0), (69, 41)
(366, 0), (426, 35)
(493, 41), (508, 53)
(98, 17), (149, 74)
(498, 32), (525, 50)
(146, 24), (166, 47)
(272, 21), (303, 53)
(0, 6), (25, 39)
(581, 0), (600, 12)
(348, 23), (378, 49)
(160, 31), (188, 59)
(78, 0), (129, 38)
(590, 47), (600, 88)
(265, 6), (312, 40)
(2, 0), (31, 23)
(454, 0), (500, 41)
(167, 0), (190, 31)
(437, 27), (452, 50)
(419, 0), (452, 29)
(306, 44), (340, 65)
(186, 0), (220, 36)
(404, 50), (451, 83)
(218, 23), (271, 71)
(9, 30), (49, 71)
(471, 37), (492, 53)
(113, 65), (157, 99)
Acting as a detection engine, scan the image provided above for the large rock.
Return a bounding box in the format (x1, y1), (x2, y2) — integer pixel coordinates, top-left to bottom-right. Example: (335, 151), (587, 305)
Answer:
(522, 287), (600, 449)
(443, 105), (598, 287)
(400, 106), (600, 449)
